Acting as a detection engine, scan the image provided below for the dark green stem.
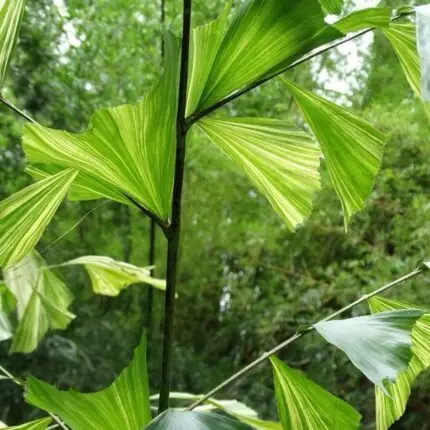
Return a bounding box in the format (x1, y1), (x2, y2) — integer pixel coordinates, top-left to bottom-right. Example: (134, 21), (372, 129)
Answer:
(145, 219), (156, 340)
(158, 0), (192, 414)
(187, 267), (424, 410)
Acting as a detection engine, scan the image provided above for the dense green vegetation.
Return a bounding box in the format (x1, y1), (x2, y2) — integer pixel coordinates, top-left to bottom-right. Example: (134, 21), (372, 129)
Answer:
(0, 0), (429, 428)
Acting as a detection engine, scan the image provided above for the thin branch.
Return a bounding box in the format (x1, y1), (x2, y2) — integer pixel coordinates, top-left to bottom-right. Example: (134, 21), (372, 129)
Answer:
(158, 0), (192, 414)
(0, 94), (36, 123)
(186, 10), (415, 126)
(123, 194), (170, 236)
(187, 266), (425, 410)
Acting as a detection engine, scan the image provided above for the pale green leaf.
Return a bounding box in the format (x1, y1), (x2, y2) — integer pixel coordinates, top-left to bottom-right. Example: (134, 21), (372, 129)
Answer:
(145, 410), (252, 430)
(314, 310), (423, 390)
(0, 169), (78, 268)
(23, 34), (180, 222)
(282, 79), (387, 229)
(270, 357), (361, 430)
(26, 164), (130, 205)
(1, 417), (51, 430)
(333, 7), (391, 33)
(4, 252), (74, 354)
(382, 24), (421, 98)
(198, 118), (320, 230)
(368, 296), (430, 430)
(59, 255), (166, 296)
(186, 4), (231, 116)
(0, 0), (26, 87)
(193, 0), (341, 112)
(25, 335), (151, 430)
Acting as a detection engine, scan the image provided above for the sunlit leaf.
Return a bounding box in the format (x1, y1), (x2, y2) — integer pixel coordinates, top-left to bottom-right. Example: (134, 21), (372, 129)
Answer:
(3, 252), (74, 354)
(23, 34), (180, 222)
(198, 118), (320, 230)
(145, 410), (252, 430)
(333, 7), (390, 33)
(26, 164), (130, 205)
(59, 255), (166, 296)
(25, 335), (151, 430)
(416, 5), (430, 101)
(382, 22), (430, 116)
(0, 169), (78, 268)
(186, 4), (230, 116)
(282, 78), (386, 229)
(314, 310), (423, 390)
(193, 0), (341, 112)
(0, 417), (52, 430)
(319, 0), (343, 15)
(270, 357), (361, 429)
(0, 0), (26, 87)
(368, 296), (430, 430)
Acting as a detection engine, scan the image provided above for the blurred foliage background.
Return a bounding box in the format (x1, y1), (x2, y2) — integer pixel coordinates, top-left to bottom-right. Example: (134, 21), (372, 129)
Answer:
(1, 0), (429, 428)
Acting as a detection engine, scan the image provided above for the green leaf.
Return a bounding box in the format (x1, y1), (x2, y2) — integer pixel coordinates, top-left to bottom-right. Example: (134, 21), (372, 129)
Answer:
(0, 282), (16, 314)
(0, 282), (14, 342)
(0, 169), (78, 268)
(193, 0), (341, 112)
(0, 289), (13, 342)
(270, 357), (361, 430)
(4, 252), (74, 354)
(333, 7), (391, 33)
(382, 22), (430, 116)
(59, 255), (166, 296)
(145, 410), (252, 430)
(382, 24), (421, 98)
(198, 118), (320, 230)
(1, 418), (52, 430)
(25, 335), (151, 430)
(368, 296), (430, 430)
(282, 79), (387, 229)
(186, 4), (230, 116)
(23, 34), (180, 222)
(0, 0), (26, 88)
(318, 0), (343, 15)
(1, 417), (52, 430)
(26, 164), (130, 205)
(314, 310), (423, 390)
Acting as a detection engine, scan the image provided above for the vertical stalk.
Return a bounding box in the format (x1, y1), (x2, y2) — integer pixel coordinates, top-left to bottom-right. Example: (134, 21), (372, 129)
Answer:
(145, 219), (156, 338)
(158, 0), (192, 414)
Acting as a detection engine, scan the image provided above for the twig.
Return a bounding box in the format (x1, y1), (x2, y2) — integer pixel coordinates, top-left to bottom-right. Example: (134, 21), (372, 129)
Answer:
(0, 94), (36, 123)
(187, 266), (424, 410)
